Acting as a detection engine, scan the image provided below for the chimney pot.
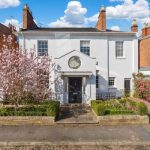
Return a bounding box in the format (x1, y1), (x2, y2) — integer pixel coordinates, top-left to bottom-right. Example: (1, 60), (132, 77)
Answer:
(142, 22), (150, 37)
(100, 5), (105, 12)
(131, 19), (138, 32)
(24, 4), (29, 10)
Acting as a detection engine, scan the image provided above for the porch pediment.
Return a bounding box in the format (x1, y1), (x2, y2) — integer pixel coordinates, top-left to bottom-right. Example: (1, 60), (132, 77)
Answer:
(55, 50), (96, 60)
(54, 50), (96, 74)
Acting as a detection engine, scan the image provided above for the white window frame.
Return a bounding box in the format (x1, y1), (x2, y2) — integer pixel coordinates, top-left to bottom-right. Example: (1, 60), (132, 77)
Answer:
(108, 77), (116, 88)
(115, 41), (125, 58)
(80, 40), (90, 56)
(37, 40), (48, 56)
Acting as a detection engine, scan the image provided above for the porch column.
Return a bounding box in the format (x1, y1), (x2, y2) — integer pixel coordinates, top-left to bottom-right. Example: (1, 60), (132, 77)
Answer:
(63, 76), (68, 103)
(82, 77), (87, 94)
(82, 77), (87, 103)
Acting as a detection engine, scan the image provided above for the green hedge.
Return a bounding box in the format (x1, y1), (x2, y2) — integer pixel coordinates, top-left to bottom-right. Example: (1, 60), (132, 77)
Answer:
(137, 102), (148, 116)
(105, 109), (134, 115)
(91, 99), (148, 116)
(0, 101), (60, 117)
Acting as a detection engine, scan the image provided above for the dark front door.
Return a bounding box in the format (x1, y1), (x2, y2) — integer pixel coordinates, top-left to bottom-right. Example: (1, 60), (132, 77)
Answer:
(124, 79), (131, 97)
(69, 77), (82, 103)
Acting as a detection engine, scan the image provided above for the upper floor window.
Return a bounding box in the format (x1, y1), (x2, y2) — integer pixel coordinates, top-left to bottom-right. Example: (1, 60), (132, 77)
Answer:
(109, 77), (115, 88)
(116, 41), (124, 58)
(38, 41), (48, 56)
(80, 41), (90, 56)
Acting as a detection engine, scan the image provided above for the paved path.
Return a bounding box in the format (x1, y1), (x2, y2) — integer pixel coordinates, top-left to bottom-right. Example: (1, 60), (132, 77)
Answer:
(0, 124), (150, 143)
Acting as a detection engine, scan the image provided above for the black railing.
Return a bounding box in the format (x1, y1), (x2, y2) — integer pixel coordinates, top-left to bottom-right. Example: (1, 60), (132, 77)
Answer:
(96, 92), (116, 100)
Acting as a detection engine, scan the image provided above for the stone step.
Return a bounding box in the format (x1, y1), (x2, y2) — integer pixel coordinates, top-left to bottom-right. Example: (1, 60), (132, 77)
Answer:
(56, 104), (97, 124)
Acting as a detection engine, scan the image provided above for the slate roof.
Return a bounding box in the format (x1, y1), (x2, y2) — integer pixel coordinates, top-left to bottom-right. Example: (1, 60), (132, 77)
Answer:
(21, 27), (118, 32)
(0, 23), (12, 35)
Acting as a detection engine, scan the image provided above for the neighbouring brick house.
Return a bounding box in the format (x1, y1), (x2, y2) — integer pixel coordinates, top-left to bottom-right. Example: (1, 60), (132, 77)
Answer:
(0, 23), (18, 50)
(139, 24), (150, 75)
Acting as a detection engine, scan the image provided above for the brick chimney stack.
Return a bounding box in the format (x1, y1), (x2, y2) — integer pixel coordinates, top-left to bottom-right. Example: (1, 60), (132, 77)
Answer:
(142, 23), (150, 38)
(131, 19), (138, 32)
(95, 6), (106, 31)
(8, 23), (16, 32)
(23, 4), (37, 30)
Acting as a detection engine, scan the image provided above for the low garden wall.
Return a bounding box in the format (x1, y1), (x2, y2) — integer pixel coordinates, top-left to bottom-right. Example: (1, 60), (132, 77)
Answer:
(0, 101), (59, 125)
(92, 110), (149, 125)
(91, 98), (150, 125)
(0, 116), (55, 125)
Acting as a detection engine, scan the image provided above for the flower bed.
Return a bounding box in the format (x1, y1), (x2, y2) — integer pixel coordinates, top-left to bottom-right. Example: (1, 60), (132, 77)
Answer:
(91, 98), (149, 125)
(91, 98), (148, 116)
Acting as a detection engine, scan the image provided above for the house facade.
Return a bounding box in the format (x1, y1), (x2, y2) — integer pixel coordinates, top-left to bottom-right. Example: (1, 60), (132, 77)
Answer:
(139, 23), (150, 75)
(17, 4), (138, 104)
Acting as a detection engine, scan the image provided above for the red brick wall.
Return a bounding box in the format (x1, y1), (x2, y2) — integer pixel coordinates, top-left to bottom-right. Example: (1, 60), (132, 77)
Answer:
(139, 37), (150, 68)
(131, 26), (138, 32)
(0, 24), (18, 50)
(142, 27), (150, 38)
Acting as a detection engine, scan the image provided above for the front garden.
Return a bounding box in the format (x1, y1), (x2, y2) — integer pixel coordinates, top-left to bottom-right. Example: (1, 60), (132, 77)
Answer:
(0, 101), (60, 117)
(0, 36), (60, 121)
(91, 98), (148, 116)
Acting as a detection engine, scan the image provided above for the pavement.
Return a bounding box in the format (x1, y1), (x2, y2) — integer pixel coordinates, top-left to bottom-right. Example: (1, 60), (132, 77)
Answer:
(0, 124), (150, 144)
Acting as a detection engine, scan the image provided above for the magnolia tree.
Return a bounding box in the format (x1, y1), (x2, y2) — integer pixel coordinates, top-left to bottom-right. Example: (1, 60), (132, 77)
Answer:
(0, 35), (58, 107)
(133, 73), (150, 101)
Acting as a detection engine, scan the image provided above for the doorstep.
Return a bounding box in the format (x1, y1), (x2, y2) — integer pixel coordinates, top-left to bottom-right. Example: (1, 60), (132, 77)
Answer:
(56, 104), (98, 124)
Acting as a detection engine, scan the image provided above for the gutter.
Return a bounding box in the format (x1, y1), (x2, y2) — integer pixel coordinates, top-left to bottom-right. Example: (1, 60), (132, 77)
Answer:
(17, 31), (137, 36)
(21, 32), (25, 50)
(107, 39), (110, 93)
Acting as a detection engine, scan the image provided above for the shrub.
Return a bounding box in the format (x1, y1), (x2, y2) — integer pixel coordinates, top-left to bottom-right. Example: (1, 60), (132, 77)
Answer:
(105, 109), (134, 115)
(0, 100), (60, 117)
(91, 99), (148, 116)
(91, 100), (103, 107)
(104, 99), (124, 109)
(45, 101), (60, 117)
(136, 102), (148, 115)
(93, 103), (106, 116)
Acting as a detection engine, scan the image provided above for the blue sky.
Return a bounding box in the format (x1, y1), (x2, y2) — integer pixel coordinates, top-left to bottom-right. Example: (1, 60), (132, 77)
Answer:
(0, 0), (150, 33)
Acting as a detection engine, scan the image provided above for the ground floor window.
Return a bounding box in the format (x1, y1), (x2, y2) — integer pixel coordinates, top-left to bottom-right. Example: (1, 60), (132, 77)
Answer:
(124, 78), (131, 97)
(108, 77), (115, 87)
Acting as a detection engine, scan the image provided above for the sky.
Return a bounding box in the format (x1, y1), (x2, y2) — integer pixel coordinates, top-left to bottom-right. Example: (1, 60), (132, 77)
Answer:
(0, 0), (150, 34)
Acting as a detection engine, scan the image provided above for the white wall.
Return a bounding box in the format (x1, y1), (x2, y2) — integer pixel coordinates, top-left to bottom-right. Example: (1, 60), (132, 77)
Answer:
(18, 31), (138, 102)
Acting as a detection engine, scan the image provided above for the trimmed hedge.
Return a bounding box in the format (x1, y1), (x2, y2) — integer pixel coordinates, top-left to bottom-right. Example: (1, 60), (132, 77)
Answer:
(105, 109), (134, 115)
(91, 98), (148, 116)
(137, 102), (148, 116)
(0, 101), (60, 117)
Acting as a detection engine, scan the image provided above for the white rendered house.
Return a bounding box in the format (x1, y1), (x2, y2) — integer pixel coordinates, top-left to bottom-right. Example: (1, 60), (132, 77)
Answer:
(17, 5), (138, 104)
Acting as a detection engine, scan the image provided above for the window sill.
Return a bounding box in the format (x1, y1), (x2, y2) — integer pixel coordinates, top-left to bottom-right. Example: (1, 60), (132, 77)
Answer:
(116, 57), (126, 59)
(108, 87), (117, 89)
